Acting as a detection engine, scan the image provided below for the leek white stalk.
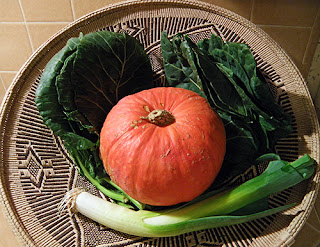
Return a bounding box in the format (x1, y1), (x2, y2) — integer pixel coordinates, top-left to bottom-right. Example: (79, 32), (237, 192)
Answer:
(61, 189), (159, 236)
(59, 154), (315, 237)
(59, 188), (291, 237)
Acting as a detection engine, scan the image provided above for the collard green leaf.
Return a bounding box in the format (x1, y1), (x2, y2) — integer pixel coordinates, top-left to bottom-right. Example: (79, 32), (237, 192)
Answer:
(215, 62), (284, 134)
(35, 34), (100, 176)
(35, 36), (81, 136)
(161, 32), (293, 180)
(199, 34), (292, 131)
(193, 49), (248, 117)
(197, 40), (292, 149)
(198, 38), (253, 96)
(217, 114), (260, 178)
(55, 49), (97, 136)
(56, 52), (77, 113)
(161, 32), (192, 85)
(161, 31), (206, 98)
(71, 31), (154, 132)
(36, 31), (153, 209)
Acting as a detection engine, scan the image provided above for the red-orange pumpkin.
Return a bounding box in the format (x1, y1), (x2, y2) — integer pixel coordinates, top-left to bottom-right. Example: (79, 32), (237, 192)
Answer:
(99, 87), (226, 206)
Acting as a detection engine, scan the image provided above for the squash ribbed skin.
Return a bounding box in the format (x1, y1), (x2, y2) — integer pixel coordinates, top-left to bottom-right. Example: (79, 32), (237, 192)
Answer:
(99, 87), (226, 206)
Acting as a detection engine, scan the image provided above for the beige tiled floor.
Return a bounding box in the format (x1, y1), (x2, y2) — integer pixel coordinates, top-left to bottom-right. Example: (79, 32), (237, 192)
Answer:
(0, 0), (24, 22)
(0, 23), (32, 71)
(0, 0), (320, 246)
(72, 0), (123, 19)
(0, 0), (319, 90)
(251, 0), (319, 27)
(27, 22), (70, 49)
(21, 0), (74, 22)
(260, 25), (312, 70)
(309, 42), (320, 118)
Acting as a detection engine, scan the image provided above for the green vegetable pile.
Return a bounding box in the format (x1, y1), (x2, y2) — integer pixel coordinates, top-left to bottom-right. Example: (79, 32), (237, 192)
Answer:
(36, 31), (154, 208)
(36, 30), (315, 236)
(161, 31), (293, 180)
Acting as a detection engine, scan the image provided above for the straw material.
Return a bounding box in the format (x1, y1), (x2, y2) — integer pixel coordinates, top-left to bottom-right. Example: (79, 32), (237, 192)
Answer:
(0, 0), (319, 246)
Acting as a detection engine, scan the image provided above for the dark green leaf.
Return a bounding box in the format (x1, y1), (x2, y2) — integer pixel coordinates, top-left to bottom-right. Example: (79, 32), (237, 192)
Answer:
(151, 204), (295, 234)
(161, 32), (293, 180)
(161, 31), (206, 98)
(71, 31), (154, 132)
(194, 50), (248, 117)
(229, 197), (269, 215)
(216, 114), (260, 178)
(199, 34), (292, 137)
(55, 51), (96, 135)
(35, 36), (81, 136)
(36, 31), (153, 209)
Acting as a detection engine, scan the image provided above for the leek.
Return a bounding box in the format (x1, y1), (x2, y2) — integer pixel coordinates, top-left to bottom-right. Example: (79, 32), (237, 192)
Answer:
(59, 154), (315, 237)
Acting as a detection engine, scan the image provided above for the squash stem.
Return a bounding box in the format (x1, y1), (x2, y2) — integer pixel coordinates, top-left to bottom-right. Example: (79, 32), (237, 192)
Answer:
(147, 109), (175, 126)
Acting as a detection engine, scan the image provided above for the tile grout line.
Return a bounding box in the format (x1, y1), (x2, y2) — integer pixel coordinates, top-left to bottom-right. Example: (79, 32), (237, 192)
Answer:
(305, 7), (320, 101)
(256, 24), (313, 29)
(17, 0), (35, 52)
(70, 0), (76, 21)
(0, 71), (19, 73)
(0, 74), (6, 91)
(307, 42), (320, 100)
(314, 205), (320, 228)
(303, 6), (320, 66)
(249, 0), (254, 21)
(305, 221), (320, 234)
(0, 21), (72, 24)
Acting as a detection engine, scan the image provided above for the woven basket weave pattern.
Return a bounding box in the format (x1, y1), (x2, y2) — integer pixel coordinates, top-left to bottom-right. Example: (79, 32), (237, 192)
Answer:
(0, 1), (319, 246)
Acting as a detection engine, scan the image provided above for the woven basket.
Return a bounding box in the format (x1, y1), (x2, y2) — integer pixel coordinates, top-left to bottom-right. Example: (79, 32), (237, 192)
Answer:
(0, 0), (319, 246)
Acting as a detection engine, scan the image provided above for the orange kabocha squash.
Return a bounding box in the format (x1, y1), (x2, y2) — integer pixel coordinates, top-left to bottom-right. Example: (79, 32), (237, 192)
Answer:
(99, 87), (226, 206)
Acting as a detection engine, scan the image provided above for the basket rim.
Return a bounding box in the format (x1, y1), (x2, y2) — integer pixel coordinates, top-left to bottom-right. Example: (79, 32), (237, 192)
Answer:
(0, 0), (319, 246)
